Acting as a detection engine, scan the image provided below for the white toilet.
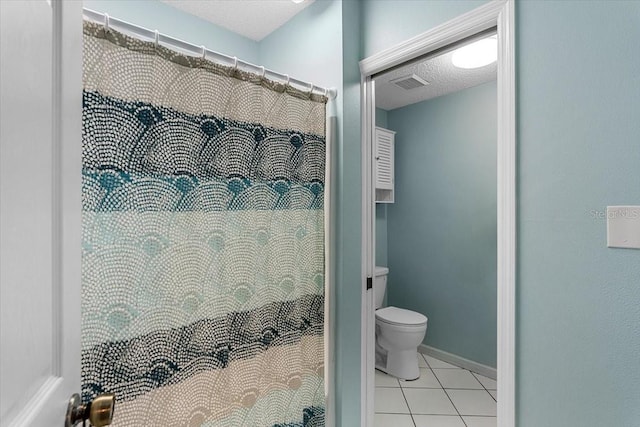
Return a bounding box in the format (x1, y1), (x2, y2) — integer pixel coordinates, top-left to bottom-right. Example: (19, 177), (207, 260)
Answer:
(374, 266), (428, 380)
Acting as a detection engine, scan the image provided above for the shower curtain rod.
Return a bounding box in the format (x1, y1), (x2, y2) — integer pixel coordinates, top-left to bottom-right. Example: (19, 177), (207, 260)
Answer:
(82, 8), (338, 100)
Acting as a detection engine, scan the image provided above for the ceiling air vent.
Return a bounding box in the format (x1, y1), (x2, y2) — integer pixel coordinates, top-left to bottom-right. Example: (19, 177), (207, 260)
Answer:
(390, 74), (429, 90)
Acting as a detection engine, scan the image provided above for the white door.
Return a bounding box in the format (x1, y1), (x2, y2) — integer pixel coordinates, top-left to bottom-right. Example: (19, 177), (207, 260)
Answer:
(1, 1), (83, 426)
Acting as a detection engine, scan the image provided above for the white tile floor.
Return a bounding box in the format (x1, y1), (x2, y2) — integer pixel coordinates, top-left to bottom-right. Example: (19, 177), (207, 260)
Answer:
(375, 353), (497, 427)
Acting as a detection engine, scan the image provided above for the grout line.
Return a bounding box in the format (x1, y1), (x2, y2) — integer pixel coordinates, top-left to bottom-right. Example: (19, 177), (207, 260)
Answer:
(431, 367), (484, 391)
(470, 371), (498, 391)
(397, 383), (418, 427)
(466, 370), (486, 390)
(398, 365), (426, 389)
(420, 353), (430, 369)
(471, 372), (498, 403)
(461, 415), (497, 417)
(405, 387), (492, 390)
(422, 353), (463, 369)
(431, 365), (468, 427)
(442, 390), (467, 427)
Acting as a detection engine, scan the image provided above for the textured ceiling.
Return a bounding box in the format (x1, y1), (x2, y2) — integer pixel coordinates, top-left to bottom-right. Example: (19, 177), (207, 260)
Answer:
(161, 0), (315, 41)
(375, 48), (496, 111)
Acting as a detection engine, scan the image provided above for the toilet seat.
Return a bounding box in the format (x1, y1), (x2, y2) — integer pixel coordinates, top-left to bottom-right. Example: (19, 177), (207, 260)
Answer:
(376, 306), (427, 327)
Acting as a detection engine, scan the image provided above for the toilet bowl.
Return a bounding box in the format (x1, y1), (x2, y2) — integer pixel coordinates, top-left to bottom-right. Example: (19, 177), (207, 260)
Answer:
(374, 267), (428, 380)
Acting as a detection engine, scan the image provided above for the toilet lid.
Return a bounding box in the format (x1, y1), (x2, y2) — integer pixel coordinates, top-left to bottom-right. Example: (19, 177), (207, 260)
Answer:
(376, 306), (427, 327)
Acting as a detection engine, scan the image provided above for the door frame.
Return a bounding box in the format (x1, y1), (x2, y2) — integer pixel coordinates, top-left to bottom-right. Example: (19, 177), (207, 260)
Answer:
(358, 1), (516, 426)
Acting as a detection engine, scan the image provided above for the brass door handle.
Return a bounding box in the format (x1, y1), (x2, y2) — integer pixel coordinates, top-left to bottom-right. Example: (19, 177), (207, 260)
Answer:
(66, 393), (115, 427)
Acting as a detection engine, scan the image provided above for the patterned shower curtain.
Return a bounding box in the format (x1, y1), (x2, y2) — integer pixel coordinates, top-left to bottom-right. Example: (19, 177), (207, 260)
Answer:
(81, 21), (326, 427)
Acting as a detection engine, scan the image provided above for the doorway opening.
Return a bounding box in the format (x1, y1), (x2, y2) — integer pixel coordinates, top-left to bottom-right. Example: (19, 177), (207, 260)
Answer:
(359, 2), (515, 426)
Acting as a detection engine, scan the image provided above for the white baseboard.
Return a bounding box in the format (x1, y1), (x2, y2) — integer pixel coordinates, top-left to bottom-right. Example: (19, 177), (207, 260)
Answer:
(418, 344), (497, 380)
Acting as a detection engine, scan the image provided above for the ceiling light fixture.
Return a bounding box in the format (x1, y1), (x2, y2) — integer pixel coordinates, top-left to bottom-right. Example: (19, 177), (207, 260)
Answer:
(451, 36), (497, 69)
(291, 0), (305, 3)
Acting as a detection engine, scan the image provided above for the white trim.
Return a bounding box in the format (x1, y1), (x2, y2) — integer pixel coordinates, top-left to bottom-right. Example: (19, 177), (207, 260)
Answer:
(359, 1), (507, 77)
(59, 0), (84, 396)
(418, 345), (497, 380)
(496, 1), (516, 425)
(324, 114), (337, 427)
(360, 75), (376, 427)
(359, 1), (516, 427)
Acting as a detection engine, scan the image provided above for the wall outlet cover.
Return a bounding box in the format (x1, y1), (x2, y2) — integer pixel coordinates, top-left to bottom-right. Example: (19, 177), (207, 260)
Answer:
(606, 206), (640, 249)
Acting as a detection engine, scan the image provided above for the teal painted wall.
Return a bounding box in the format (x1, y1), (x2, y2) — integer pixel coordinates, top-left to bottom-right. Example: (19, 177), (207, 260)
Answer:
(362, 0), (640, 425)
(375, 204), (388, 267)
(375, 108), (388, 128)
(361, 0), (487, 57)
(376, 108), (389, 267)
(516, 2), (640, 426)
(259, 0), (342, 91)
(386, 81), (497, 368)
(83, 0), (259, 62)
(337, 1), (362, 425)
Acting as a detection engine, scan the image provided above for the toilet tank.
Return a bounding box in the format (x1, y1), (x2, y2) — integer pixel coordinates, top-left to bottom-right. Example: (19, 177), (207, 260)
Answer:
(374, 266), (389, 309)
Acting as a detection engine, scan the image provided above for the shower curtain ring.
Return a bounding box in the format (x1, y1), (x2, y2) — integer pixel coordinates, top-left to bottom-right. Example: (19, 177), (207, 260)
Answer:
(201, 45), (206, 59)
(323, 87), (328, 97)
(310, 83), (315, 96)
(104, 13), (110, 31)
(260, 66), (266, 78)
(232, 56), (238, 70)
(285, 75), (290, 86)
(154, 30), (159, 48)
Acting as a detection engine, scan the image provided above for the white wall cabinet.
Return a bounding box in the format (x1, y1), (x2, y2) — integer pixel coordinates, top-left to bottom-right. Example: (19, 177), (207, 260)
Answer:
(375, 126), (395, 203)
